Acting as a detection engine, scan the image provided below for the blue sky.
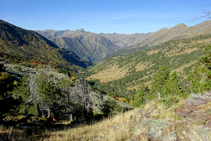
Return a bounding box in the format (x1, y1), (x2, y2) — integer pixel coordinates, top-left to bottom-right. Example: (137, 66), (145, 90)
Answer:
(0, 0), (211, 34)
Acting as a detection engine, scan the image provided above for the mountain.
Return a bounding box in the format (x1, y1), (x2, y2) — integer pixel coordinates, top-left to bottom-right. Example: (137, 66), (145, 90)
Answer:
(83, 34), (211, 99)
(35, 28), (86, 40)
(36, 29), (121, 63)
(115, 21), (211, 55)
(0, 20), (92, 69)
(99, 32), (154, 49)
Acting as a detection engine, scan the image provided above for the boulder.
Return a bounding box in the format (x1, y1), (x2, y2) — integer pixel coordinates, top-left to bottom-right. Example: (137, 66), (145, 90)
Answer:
(133, 117), (172, 139)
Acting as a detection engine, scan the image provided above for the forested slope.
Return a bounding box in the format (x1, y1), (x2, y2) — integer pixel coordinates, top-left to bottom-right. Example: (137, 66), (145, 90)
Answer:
(83, 34), (211, 101)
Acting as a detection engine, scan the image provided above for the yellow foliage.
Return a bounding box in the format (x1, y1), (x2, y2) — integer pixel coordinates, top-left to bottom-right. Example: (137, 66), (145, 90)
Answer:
(13, 80), (18, 86)
(52, 54), (60, 60)
(71, 75), (76, 80)
(93, 109), (98, 115)
(0, 73), (9, 81)
(129, 100), (134, 106)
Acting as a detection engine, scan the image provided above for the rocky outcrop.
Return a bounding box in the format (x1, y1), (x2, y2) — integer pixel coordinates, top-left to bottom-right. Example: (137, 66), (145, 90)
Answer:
(133, 117), (172, 139)
(90, 92), (133, 114)
(187, 127), (211, 141)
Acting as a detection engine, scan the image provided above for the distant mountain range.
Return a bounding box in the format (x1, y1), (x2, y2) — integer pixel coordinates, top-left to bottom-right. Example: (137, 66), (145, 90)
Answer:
(99, 32), (154, 48)
(0, 20), (92, 69)
(36, 21), (211, 62)
(1, 19), (211, 70)
(36, 29), (121, 63)
(116, 21), (211, 55)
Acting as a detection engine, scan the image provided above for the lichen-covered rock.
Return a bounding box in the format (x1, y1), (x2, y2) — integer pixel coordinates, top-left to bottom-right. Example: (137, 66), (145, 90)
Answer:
(162, 132), (178, 141)
(133, 117), (172, 139)
(90, 92), (133, 114)
(187, 127), (211, 141)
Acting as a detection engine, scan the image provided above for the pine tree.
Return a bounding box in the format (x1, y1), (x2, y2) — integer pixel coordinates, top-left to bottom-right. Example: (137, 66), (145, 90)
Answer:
(187, 45), (211, 93)
(148, 65), (170, 100)
(12, 73), (30, 105)
(186, 66), (202, 93)
(133, 85), (149, 107)
(162, 71), (183, 97)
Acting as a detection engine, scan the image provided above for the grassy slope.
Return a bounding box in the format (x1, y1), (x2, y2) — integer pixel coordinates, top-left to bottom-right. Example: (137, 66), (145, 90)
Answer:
(1, 94), (210, 140)
(86, 34), (211, 90)
(114, 21), (211, 56)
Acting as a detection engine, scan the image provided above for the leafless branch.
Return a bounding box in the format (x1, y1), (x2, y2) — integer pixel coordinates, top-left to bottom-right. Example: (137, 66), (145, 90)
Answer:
(192, 10), (211, 21)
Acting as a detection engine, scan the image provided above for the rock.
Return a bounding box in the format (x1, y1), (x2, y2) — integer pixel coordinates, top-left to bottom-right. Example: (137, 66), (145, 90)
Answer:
(90, 92), (133, 114)
(187, 127), (211, 141)
(133, 108), (142, 114)
(133, 117), (172, 139)
(162, 132), (178, 141)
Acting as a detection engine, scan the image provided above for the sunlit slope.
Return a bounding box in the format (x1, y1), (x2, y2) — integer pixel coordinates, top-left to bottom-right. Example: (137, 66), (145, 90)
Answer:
(114, 21), (211, 55)
(86, 34), (211, 89)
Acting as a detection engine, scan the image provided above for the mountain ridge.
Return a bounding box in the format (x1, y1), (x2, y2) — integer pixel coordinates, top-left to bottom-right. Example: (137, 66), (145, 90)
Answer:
(0, 19), (92, 69)
(36, 29), (121, 63)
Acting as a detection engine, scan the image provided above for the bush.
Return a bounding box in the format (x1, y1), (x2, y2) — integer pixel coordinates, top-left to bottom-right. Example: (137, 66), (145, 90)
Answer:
(158, 97), (179, 108)
(17, 65), (22, 72)
(101, 99), (124, 116)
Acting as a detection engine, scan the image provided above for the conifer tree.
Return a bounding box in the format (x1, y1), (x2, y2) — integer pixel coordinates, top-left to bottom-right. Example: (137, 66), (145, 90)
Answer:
(12, 73), (31, 112)
(162, 71), (183, 97)
(187, 66), (202, 93)
(148, 65), (170, 100)
(133, 85), (149, 107)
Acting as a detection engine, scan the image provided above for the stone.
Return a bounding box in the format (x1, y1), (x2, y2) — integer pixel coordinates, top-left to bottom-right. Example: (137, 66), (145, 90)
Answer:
(133, 117), (172, 139)
(187, 127), (211, 141)
(162, 132), (178, 141)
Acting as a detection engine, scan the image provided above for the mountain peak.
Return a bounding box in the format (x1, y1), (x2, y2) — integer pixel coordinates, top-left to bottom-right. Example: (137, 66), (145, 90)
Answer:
(174, 23), (187, 28)
(77, 28), (85, 32)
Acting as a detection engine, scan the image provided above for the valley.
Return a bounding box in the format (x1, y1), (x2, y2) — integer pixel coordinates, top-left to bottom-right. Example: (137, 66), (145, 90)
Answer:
(1, 18), (211, 140)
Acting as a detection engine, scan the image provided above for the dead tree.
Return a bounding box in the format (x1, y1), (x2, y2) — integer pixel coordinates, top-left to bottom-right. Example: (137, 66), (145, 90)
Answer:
(192, 10), (211, 21)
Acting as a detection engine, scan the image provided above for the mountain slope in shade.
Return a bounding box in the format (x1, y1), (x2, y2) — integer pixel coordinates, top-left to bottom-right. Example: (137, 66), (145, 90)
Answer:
(37, 29), (121, 63)
(0, 20), (92, 69)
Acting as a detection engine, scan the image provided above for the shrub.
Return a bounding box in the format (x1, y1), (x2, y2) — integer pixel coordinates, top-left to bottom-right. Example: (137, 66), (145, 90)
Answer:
(101, 99), (123, 116)
(93, 109), (98, 116)
(17, 65), (22, 72)
(158, 97), (179, 108)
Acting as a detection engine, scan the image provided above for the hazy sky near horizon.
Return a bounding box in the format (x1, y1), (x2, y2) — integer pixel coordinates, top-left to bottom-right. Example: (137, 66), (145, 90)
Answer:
(0, 0), (211, 34)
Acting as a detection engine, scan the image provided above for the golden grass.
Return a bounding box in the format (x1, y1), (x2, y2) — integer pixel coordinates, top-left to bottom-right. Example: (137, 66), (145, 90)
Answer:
(165, 47), (198, 57)
(45, 110), (136, 141)
(147, 50), (159, 55)
(87, 64), (128, 83)
(135, 62), (154, 72)
(172, 60), (198, 74)
(0, 96), (208, 141)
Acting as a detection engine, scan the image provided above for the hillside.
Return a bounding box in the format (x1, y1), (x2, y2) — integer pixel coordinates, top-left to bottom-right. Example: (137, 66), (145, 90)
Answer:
(84, 34), (211, 99)
(0, 20), (92, 70)
(115, 21), (211, 55)
(36, 29), (121, 63)
(99, 32), (154, 48)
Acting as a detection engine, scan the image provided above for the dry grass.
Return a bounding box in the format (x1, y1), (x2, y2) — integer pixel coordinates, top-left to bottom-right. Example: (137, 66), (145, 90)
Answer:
(147, 50), (159, 55)
(165, 47), (198, 57)
(45, 110), (136, 141)
(87, 64), (128, 83)
(135, 62), (153, 72)
(172, 60), (198, 74)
